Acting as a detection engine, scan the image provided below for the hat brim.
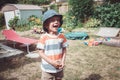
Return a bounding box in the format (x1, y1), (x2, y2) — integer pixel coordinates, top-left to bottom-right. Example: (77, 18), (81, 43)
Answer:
(43, 15), (63, 32)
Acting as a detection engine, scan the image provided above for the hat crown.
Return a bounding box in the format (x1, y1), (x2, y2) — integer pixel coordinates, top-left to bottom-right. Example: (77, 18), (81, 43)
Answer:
(42, 10), (63, 32)
(42, 10), (60, 23)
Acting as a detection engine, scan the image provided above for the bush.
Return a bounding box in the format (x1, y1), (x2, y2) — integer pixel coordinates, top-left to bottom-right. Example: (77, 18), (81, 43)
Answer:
(18, 0), (51, 5)
(93, 3), (120, 28)
(28, 15), (41, 26)
(105, 0), (120, 4)
(84, 18), (101, 28)
(8, 15), (42, 31)
(50, 4), (58, 12)
(63, 13), (76, 31)
(8, 16), (19, 29)
(68, 0), (94, 25)
(0, 13), (5, 27)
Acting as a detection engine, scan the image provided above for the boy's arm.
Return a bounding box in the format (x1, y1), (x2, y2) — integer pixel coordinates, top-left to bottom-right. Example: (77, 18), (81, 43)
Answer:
(60, 47), (67, 69)
(38, 49), (60, 68)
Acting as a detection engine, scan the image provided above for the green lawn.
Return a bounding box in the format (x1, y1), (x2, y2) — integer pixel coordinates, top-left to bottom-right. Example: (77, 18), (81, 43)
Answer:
(0, 28), (120, 80)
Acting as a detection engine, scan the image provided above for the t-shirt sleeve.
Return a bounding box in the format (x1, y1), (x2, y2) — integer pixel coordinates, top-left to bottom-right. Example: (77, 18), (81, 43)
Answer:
(61, 34), (69, 48)
(36, 35), (45, 49)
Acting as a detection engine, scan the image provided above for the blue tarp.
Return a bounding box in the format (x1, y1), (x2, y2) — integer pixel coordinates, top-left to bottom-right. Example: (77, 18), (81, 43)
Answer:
(65, 32), (89, 40)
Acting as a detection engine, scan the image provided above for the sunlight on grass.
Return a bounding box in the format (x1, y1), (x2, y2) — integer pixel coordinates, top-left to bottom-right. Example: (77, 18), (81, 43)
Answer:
(64, 38), (120, 80)
(0, 28), (120, 80)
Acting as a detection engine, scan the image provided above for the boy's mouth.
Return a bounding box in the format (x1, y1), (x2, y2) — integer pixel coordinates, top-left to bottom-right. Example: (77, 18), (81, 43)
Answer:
(53, 25), (59, 28)
(53, 26), (58, 28)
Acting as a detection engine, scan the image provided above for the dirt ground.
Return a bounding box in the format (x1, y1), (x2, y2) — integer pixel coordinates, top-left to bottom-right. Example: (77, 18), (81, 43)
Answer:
(0, 30), (41, 80)
(0, 29), (120, 80)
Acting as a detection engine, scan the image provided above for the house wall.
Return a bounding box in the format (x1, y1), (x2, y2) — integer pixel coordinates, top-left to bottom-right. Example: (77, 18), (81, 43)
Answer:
(20, 10), (42, 20)
(4, 11), (15, 29)
(3, 9), (42, 29)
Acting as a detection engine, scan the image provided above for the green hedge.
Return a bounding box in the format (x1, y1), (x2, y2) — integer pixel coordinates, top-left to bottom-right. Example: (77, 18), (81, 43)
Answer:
(68, 0), (94, 24)
(0, 13), (5, 27)
(93, 3), (120, 28)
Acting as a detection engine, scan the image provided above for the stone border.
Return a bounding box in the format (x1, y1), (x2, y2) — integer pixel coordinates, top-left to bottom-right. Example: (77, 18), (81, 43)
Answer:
(0, 43), (23, 58)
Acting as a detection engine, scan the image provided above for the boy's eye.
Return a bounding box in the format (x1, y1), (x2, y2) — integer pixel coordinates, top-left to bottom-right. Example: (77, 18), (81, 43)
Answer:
(52, 19), (59, 22)
(49, 18), (60, 22)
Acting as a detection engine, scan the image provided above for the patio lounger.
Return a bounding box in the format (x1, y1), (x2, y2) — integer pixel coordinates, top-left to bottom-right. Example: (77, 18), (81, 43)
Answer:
(2, 29), (39, 58)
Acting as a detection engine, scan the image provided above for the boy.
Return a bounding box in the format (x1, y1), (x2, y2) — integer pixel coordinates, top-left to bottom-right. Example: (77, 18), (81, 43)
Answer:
(37, 10), (68, 80)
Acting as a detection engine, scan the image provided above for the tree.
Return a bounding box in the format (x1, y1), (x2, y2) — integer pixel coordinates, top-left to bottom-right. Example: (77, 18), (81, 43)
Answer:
(105, 0), (120, 3)
(68, 0), (94, 24)
(17, 0), (51, 5)
(0, 0), (18, 10)
(0, 0), (51, 10)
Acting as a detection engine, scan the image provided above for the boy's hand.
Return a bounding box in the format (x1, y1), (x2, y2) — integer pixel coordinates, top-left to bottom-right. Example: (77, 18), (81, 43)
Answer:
(58, 61), (65, 69)
(51, 60), (62, 69)
(56, 60), (62, 68)
(55, 60), (65, 69)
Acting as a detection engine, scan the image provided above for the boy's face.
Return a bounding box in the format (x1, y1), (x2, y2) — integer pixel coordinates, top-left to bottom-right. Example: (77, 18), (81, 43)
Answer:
(46, 16), (61, 33)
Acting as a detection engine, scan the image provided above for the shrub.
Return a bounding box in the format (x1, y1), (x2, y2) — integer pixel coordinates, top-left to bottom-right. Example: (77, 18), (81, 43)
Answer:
(18, 0), (51, 5)
(63, 13), (76, 31)
(50, 4), (58, 12)
(105, 0), (120, 4)
(28, 15), (41, 26)
(63, 12), (83, 32)
(68, 0), (94, 25)
(93, 3), (120, 28)
(0, 13), (5, 27)
(8, 16), (19, 29)
(84, 18), (101, 28)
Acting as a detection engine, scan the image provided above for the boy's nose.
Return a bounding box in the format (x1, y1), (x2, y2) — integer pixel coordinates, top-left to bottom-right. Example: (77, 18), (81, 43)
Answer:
(54, 19), (59, 23)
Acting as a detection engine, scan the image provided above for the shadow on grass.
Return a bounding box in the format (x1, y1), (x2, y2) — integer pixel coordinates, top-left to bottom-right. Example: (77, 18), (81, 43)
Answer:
(0, 40), (41, 72)
(0, 53), (41, 72)
(84, 74), (102, 80)
(0, 75), (18, 80)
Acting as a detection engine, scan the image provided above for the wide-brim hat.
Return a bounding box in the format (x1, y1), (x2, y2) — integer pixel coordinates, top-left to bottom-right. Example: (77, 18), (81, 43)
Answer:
(42, 10), (63, 32)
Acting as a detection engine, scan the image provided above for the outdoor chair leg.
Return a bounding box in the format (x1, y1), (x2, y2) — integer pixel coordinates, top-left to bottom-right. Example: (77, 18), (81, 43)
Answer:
(25, 44), (39, 58)
(13, 42), (16, 48)
(26, 44), (30, 54)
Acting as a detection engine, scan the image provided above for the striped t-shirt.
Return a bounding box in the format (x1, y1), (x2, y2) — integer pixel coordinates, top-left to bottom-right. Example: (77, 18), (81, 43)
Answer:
(37, 33), (68, 73)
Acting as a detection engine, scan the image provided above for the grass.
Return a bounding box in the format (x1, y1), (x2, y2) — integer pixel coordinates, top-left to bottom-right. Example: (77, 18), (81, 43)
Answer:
(64, 40), (120, 80)
(0, 28), (120, 80)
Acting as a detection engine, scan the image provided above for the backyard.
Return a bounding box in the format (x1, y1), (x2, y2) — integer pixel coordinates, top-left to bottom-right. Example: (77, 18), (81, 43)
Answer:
(0, 0), (120, 79)
(0, 28), (120, 80)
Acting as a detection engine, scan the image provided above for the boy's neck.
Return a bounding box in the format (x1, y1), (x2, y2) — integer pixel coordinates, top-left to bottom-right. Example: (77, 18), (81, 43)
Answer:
(47, 32), (59, 37)
(49, 32), (58, 35)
